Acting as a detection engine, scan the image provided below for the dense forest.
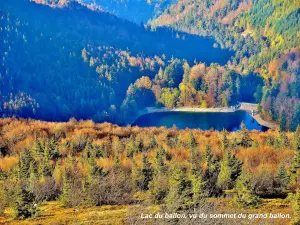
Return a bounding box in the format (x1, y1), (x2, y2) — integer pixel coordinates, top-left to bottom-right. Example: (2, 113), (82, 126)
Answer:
(0, 118), (299, 224)
(82, 0), (175, 23)
(152, 0), (300, 130)
(1, 0), (263, 125)
(0, 0), (299, 130)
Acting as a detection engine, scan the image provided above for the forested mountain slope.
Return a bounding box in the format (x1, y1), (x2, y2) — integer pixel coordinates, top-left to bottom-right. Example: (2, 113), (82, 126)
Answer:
(152, 0), (300, 130)
(32, 0), (175, 23)
(82, 0), (175, 23)
(1, 0), (236, 123)
(0, 0), (298, 130)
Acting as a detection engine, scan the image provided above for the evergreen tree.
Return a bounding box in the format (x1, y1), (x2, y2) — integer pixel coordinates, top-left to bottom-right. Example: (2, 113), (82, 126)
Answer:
(112, 137), (123, 154)
(131, 159), (140, 190)
(32, 137), (43, 158)
(86, 150), (103, 180)
(138, 153), (153, 191)
(292, 188), (300, 225)
(14, 184), (39, 219)
(204, 144), (213, 166)
(217, 152), (233, 190)
(217, 150), (242, 190)
(280, 110), (287, 131)
(234, 170), (259, 208)
(290, 126), (300, 186)
(290, 104), (300, 132)
(39, 143), (54, 179)
(148, 134), (157, 149)
(113, 153), (121, 174)
(166, 164), (191, 210)
(155, 146), (168, 174)
(80, 178), (95, 206)
(276, 163), (289, 192)
(182, 61), (191, 83)
(279, 131), (289, 149)
(240, 122), (252, 147)
(221, 129), (229, 151)
(203, 144), (221, 196)
(126, 138), (137, 158)
(60, 171), (72, 207)
(28, 162), (37, 191)
(187, 131), (197, 150)
(189, 147), (206, 205)
(48, 138), (59, 160)
(148, 147), (168, 203)
(190, 169), (206, 206)
(19, 149), (35, 179)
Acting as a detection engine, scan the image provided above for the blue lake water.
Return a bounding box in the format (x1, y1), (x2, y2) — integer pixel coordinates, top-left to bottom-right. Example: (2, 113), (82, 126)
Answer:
(132, 111), (268, 131)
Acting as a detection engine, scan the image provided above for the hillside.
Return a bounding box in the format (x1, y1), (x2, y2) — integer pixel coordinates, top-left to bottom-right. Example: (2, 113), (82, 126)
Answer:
(0, 0), (233, 122)
(0, 0), (299, 130)
(152, 0), (300, 130)
(82, 0), (175, 23)
(2, 0), (262, 125)
(0, 118), (299, 224)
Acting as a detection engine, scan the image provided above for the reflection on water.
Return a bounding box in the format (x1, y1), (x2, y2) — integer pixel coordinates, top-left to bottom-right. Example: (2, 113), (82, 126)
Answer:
(132, 111), (268, 131)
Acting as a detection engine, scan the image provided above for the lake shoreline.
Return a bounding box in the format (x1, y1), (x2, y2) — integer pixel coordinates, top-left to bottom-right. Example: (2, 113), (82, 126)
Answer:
(130, 106), (279, 130)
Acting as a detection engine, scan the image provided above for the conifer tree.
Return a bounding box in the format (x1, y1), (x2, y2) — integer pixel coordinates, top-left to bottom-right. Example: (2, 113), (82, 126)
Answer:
(279, 131), (289, 149)
(80, 178), (95, 206)
(60, 171), (72, 207)
(155, 146), (167, 174)
(39, 142), (53, 179)
(126, 138), (138, 158)
(32, 137), (43, 158)
(240, 122), (252, 147)
(182, 61), (191, 83)
(48, 138), (59, 160)
(204, 144), (213, 167)
(112, 137), (123, 154)
(113, 153), (121, 174)
(148, 134), (158, 149)
(14, 184), (39, 219)
(290, 126), (300, 186)
(276, 163), (289, 191)
(203, 144), (221, 196)
(28, 162), (37, 191)
(190, 169), (206, 206)
(292, 188), (300, 225)
(189, 146), (206, 205)
(221, 129), (229, 151)
(217, 150), (242, 190)
(19, 149), (34, 179)
(148, 146), (168, 203)
(234, 170), (259, 208)
(131, 159), (140, 190)
(280, 110), (287, 131)
(187, 131), (197, 149)
(217, 151), (233, 190)
(86, 151), (103, 181)
(166, 164), (191, 210)
(138, 153), (153, 191)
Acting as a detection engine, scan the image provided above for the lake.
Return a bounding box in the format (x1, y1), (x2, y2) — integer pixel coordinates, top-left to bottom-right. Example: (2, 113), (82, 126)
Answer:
(132, 111), (268, 131)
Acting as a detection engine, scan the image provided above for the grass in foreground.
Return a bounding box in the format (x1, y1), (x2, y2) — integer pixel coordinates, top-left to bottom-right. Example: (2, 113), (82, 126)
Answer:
(0, 198), (293, 225)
